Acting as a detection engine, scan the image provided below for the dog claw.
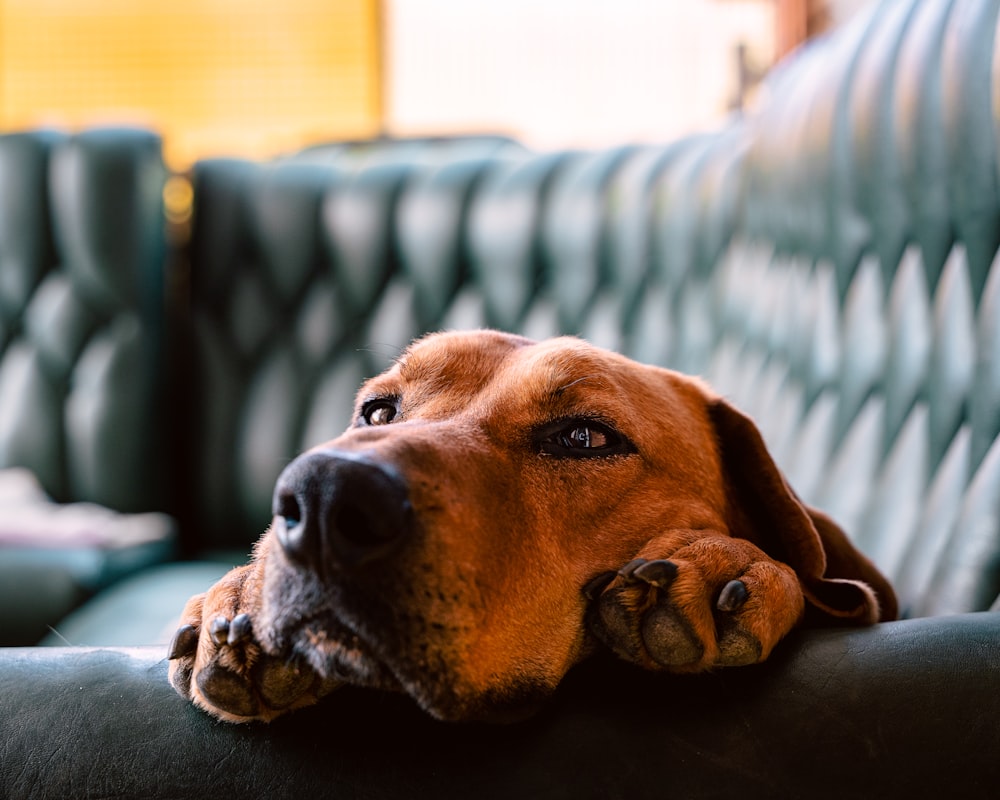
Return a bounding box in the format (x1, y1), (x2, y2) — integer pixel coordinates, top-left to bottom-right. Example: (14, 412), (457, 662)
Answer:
(168, 624), (199, 660)
(229, 613), (253, 644)
(583, 571), (617, 600)
(632, 559), (678, 588)
(717, 580), (749, 612)
(210, 616), (231, 646)
(618, 558), (648, 583)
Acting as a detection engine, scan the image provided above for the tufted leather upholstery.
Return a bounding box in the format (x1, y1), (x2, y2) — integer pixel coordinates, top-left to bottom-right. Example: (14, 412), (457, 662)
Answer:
(707, 0), (1000, 619)
(0, 129), (167, 511)
(0, 129), (173, 645)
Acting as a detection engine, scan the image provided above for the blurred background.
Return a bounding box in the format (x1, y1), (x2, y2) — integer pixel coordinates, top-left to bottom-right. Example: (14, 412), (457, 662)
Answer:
(0, 0), (871, 170)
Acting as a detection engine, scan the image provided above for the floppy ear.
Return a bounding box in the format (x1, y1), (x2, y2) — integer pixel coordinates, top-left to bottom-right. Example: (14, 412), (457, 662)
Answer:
(707, 397), (898, 624)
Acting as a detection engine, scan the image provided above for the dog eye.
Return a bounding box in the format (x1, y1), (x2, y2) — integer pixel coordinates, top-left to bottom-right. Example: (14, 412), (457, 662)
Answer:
(560, 426), (607, 449)
(539, 420), (632, 458)
(361, 399), (398, 426)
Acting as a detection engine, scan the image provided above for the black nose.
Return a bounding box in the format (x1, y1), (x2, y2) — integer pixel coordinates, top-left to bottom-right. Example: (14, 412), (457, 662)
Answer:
(272, 450), (414, 568)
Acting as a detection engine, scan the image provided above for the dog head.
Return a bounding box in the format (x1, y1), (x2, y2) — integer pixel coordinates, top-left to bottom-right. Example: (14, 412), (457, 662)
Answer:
(253, 330), (893, 721)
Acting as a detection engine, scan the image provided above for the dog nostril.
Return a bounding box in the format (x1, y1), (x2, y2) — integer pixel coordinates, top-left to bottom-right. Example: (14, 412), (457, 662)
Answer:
(273, 489), (306, 556)
(276, 492), (302, 529)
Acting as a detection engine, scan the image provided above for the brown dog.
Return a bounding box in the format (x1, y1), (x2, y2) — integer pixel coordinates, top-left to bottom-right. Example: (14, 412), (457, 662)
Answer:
(168, 330), (896, 723)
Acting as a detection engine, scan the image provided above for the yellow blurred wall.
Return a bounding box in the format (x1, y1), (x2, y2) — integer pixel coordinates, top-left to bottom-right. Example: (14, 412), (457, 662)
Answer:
(0, 0), (383, 168)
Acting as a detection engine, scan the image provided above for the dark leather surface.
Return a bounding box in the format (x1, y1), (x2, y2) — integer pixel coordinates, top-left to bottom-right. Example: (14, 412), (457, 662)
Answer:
(2, 613), (998, 799)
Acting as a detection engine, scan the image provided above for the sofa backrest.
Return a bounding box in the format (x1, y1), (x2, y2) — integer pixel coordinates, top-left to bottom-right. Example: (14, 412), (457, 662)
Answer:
(182, 1), (1000, 616)
(704, 0), (1000, 618)
(0, 129), (167, 512)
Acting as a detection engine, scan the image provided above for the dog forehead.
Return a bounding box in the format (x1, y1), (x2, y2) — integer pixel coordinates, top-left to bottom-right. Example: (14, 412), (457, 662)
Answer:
(397, 333), (626, 391)
(505, 336), (673, 401)
(393, 331), (685, 403)
(513, 335), (631, 378)
(396, 329), (533, 381)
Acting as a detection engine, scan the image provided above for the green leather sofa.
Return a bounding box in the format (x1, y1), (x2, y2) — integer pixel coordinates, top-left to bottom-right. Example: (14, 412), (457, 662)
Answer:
(0, 128), (173, 646)
(3, 1), (1000, 796)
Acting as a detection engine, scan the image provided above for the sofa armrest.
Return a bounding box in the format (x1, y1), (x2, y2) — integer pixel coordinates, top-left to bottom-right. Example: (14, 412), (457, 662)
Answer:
(2, 614), (998, 799)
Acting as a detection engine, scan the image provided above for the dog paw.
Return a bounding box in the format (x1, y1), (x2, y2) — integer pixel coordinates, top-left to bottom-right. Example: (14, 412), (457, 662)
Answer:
(167, 565), (337, 723)
(585, 534), (805, 672)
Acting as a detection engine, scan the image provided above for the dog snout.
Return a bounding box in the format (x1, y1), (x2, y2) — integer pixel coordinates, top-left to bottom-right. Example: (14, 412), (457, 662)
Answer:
(272, 450), (414, 568)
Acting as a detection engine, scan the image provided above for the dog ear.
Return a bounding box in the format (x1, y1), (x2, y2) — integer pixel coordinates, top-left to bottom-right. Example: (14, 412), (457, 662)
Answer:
(707, 397), (898, 624)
